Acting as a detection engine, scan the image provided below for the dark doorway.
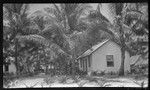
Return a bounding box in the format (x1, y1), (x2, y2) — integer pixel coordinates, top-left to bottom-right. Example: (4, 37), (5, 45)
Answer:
(5, 64), (9, 72)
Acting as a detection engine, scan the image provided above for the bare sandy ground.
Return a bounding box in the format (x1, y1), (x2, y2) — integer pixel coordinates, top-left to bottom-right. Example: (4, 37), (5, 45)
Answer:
(5, 75), (148, 88)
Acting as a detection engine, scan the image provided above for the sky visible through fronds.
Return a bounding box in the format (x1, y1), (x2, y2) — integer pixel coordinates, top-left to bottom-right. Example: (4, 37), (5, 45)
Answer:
(29, 4), (115, 24)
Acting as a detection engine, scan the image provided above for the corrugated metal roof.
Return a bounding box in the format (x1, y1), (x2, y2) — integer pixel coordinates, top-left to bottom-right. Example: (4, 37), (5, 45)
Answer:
(77, 39), (110, 59)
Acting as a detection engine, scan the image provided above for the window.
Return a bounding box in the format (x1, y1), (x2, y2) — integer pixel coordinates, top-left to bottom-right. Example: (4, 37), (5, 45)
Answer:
(80, 59), (82, 68)
(85, 58), (87, 72)
(88, 56), (91, 67)
(82, 58), (84, 71)
(5, 64), (9, 72)
(106, 55), (114, 67)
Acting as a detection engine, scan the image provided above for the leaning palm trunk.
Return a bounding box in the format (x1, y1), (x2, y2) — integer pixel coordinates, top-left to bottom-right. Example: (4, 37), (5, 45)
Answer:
(14, 38), (19, 76)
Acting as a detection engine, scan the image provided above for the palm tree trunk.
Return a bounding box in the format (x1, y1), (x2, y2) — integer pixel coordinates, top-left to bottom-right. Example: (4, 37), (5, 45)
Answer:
(119, 46), (125, 76)
(45, 64), (48, 75)
(15, 38), (19, 76)
(118, 14), (126, 76)
(71, 45), (76, 76)
(36, 48), (40, 73)
(26, 58), (31, 74)
(71, 59), (75, 75)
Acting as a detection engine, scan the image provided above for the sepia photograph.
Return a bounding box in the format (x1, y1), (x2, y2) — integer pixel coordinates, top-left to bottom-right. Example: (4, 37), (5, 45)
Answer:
(3, 3), (148, 88)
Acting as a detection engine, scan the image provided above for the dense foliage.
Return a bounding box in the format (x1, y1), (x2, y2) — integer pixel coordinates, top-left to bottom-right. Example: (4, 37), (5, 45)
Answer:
(3, 3), (148, 78)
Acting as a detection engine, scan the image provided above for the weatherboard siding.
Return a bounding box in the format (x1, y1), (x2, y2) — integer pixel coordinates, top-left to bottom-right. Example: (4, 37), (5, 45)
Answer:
(91, 40), (130, 73)
(79, 56), (91, 72)
(9, 63), (16, 74)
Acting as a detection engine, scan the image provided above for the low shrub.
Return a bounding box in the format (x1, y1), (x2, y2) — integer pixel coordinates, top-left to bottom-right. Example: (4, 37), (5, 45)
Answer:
(59, 76), (69, 83)
(76, 69), (87, 76)
(43, 77), (55, 85)
(99, 70), (106, 76)
(125, 70), (132, 75)
(77, 81), (88, 87)
(91, 70), (106, 76)
(107, 71), (117, 75)
(86, 76), (98, 82)
(3, 72), (17, 88)
(91, 71), (98, 76)
(71, 75), (80, 83)
(131, 64), (148, 75)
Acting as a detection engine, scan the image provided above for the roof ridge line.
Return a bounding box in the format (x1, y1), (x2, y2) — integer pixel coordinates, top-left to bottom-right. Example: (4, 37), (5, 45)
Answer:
(77, 39), (110, 59)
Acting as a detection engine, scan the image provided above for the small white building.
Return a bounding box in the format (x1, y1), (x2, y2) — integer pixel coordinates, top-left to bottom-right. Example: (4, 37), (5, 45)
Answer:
(3, 57), (16, 74)
(77, 39), (130, 74)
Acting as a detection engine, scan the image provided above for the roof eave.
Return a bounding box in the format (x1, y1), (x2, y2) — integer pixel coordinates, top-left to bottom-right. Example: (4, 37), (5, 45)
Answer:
(77, 39), (110, 59)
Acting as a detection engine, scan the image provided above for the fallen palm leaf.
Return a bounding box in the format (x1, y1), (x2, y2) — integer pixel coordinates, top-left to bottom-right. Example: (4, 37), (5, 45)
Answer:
(129, 79), (145, 87)
(23, 82), (39, 88)
(77, 80), (88, 87)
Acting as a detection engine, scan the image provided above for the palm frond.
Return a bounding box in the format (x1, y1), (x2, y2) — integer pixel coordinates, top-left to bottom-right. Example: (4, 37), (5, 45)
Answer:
(16, 34), (52, 46)
(32, 15), (45, 31)
(20, 4), (30, 15)
(107, 3), (117, 17)
(14, 4), (23, 14)
(53, 4), (62, 15)
(74, 4), (92, 15)
(3, 7), (16, 28)
(44, 7), (63, 22)
(3, 25), (13, 35)
(3, 4), (15, 14)
(125, 10), (143, 20)
(74, 4), (92, 20)
(50, 43), (70, 56)
(22, 25), (40, 35)
(39, 23), (64, 39)
(4, 4), (23, 14)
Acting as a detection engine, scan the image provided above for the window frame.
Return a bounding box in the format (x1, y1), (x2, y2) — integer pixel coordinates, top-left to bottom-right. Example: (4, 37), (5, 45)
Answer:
(106, 55), (114, 67)
(80, 59), (82, 68)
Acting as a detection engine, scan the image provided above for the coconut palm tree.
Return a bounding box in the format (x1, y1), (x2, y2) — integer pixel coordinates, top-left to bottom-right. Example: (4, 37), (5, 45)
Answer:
(3, 4), (54, 75)
(3, 4), (32, 75)
(19, 11), (75, 75)
(125, 3), (148, 61)
(31, 4), (92, 75)
(88, 3), (148, 75)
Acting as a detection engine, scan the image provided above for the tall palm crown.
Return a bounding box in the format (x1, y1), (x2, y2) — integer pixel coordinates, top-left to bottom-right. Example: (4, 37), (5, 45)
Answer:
(3, 4), (72, 75)
(32, 4), (92, 54)
(3, 4), (34, 74)
(86, 3), (148, 75)
(89, 3), (148, 49)
(3, 4), (31, 34)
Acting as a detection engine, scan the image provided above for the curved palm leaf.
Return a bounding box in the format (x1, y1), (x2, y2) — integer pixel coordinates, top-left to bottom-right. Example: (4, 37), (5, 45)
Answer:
(44, 6), (63, 22)
(3, 25), (12, 35)
(3, 4), (31, 33)
(16, 34), (52, 46)
(27, 4), (93, 58)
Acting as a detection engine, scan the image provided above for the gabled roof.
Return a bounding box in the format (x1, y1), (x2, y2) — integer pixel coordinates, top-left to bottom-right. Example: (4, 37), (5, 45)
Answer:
(77, 39), (110, 59)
